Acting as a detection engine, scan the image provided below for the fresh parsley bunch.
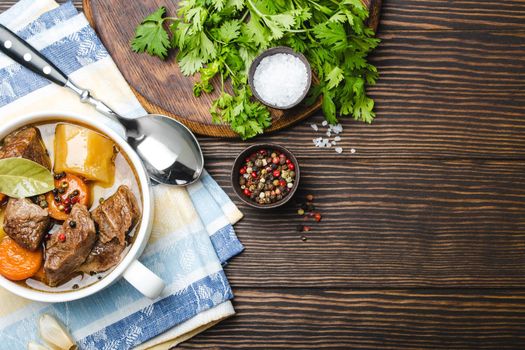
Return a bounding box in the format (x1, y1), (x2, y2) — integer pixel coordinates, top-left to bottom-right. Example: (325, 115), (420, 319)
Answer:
(131, 0), (380, 139)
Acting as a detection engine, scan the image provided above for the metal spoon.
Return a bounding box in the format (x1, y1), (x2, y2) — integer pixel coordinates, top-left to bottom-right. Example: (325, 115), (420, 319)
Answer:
(0, 24), (204, 186)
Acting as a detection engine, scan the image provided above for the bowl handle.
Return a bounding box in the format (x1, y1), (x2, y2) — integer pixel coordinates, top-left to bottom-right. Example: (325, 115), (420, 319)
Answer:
(123, 259), (165, 299)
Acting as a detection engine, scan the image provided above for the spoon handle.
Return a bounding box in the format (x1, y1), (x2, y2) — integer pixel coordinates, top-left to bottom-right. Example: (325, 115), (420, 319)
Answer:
(0, 23), (68, 86)
(63, 79), (126, 122)
(0, 23), (129, 125)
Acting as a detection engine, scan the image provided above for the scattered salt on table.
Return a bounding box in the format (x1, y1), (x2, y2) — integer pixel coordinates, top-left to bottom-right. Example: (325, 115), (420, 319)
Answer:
(311, 122), (350, 154)
(253, 53), (308, 108)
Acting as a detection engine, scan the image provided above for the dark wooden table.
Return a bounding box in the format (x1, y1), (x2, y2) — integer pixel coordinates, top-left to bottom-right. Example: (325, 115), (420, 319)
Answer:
(2, 0), (525, 348)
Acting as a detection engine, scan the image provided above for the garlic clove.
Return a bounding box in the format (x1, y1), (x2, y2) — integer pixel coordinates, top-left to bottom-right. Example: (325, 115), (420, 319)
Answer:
(27, 342), (51, 350)
(39, 314), (78, 350)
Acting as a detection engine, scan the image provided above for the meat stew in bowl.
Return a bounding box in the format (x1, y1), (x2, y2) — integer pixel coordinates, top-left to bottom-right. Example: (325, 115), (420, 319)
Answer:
(0, 122), (142, 292)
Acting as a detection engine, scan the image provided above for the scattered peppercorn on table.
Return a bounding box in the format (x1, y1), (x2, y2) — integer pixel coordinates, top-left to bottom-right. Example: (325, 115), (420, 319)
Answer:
(2, 0), (525, 349)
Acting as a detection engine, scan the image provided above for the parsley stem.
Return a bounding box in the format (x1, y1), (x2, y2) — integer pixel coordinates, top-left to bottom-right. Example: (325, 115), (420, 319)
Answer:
(246, 0), (265, 18)
(206, 28), (227, 45)
(223, 61), (238, 83)
(304, 0), (321, 9)
(287, 28), (313, 33)
(240, 10), (249, 22)
(301, 24), (316, 42)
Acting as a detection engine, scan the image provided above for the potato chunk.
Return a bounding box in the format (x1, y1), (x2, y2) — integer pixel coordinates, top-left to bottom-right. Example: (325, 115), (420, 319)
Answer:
(54, 124), (116, 186)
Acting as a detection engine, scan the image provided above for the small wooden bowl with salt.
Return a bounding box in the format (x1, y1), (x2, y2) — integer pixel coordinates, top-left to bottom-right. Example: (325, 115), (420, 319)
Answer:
(248, 46), (312, 110)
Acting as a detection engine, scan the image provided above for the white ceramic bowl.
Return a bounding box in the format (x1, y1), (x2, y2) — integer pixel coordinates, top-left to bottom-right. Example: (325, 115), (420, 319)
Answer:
(0, 111), (164, 302)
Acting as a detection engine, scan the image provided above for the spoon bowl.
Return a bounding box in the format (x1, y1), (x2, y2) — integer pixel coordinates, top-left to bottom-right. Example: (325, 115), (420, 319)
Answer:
(126, 114), (204, 186)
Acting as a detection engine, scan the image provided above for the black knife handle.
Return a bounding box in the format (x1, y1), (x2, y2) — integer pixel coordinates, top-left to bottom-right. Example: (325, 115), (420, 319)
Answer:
(0, 23), (68, 86)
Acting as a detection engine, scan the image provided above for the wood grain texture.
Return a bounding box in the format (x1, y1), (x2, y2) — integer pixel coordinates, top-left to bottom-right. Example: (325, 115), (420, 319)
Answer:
(177, 289), (525, 349)
(207, 159), (525, 287)
(381, 0), (525, 30)
(82, 0), (381, 137)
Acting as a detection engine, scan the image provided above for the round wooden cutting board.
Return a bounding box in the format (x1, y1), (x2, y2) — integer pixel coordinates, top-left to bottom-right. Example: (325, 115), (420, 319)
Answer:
(83, 0), (382, 138)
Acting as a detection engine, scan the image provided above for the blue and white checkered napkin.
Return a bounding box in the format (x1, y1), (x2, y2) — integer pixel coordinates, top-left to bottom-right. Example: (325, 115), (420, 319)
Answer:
(0, 1), (244, 349)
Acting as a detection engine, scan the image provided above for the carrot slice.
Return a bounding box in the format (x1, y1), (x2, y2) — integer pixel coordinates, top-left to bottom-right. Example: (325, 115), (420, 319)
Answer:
(0, 236), (42, 281)
(46, 173), (90, 221)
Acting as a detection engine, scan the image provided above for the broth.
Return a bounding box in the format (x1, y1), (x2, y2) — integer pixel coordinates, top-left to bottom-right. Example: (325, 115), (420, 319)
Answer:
(0, 121), (142, 293)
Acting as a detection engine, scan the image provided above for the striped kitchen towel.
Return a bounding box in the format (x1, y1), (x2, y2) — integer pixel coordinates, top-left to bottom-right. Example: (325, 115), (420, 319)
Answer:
(0, 1), (244, 349)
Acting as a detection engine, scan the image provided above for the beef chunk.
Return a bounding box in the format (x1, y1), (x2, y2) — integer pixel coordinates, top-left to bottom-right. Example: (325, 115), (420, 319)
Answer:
(79, 238), (126, 274)
(91, 185), (140, 245)
(44, 204), (96, 286)
(80, 186), (139, 274)
(3, 198), (50, 251)
(0, 127), (51, 169)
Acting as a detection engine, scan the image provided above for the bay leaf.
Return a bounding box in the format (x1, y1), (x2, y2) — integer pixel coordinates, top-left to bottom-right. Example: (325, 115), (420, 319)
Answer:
(0, 157), (54, 198)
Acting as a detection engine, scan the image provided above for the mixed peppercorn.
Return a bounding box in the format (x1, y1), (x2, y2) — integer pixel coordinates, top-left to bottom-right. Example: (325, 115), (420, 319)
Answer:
(51, 174), (81, 215)
(297, 194), (322, 238)
(238, 149), (296, 205)
(44, 172), (90, 222)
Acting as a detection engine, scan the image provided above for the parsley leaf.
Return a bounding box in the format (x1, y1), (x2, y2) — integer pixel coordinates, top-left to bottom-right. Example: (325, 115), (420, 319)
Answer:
(218, 20), (241, 43)
(313, 22), (348, 52)
(326, 66), (344, 89)
(178, 51), (204, 75)
(131, 7), (170, 59)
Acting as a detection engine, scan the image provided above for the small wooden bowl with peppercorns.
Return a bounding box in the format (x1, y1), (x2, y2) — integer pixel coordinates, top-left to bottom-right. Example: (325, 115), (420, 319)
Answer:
(231, 144), (300, 209)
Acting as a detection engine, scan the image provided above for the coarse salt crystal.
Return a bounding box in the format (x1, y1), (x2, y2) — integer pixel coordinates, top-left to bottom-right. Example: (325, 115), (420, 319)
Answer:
(330, 124), (343, 134)
(326, 131), (331, 137)
(321, 120), (328, 126)
(313, 137), (324, 147)
(311, 123), (318, 131)
(350, 148), (356, 154)
(335, 147), (343, 154)
(334, 136), (341, 142)
(253, 53), (308, 108)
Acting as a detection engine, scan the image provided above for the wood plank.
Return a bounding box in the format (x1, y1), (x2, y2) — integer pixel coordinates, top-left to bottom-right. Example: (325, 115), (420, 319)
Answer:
(199, 30), (525, 159)
(203, 159), (525, 287)
(177, 289), (525, 349)
(381, 0), (525, 30)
